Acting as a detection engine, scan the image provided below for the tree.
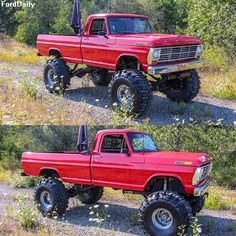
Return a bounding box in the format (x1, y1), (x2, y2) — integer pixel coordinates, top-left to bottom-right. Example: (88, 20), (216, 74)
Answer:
(186, 0), (236, 57)
(14, 0), (60, 45)
(139, 0), (189, 34)
(0, 0), (18, 35)
(52, 0), (74, 34)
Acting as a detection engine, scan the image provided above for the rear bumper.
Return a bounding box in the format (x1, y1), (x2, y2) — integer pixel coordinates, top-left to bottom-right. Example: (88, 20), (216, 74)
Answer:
(194, 178), (210, 197)
(147, 59), (203, 75)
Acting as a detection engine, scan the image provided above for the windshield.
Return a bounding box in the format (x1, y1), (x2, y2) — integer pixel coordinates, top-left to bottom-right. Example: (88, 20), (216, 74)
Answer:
(108, 17), (154, 35)
(127, 133), (158, 152)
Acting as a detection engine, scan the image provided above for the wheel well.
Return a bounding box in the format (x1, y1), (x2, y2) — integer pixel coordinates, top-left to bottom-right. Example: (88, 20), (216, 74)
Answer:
(49, 49), (61, 58)
(39, 169), (60, 178)
(145, 176), (185, 194)
(117, 56), (140, 70)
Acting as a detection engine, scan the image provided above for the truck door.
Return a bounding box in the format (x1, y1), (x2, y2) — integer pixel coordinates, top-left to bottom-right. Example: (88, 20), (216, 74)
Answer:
(91, 134), (131, 189)
(82, 18), (111, 68)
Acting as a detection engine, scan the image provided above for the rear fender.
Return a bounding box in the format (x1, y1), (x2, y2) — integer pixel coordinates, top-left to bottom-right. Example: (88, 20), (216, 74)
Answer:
(39, 167), (60, 178)
(49, 48), (62, 58)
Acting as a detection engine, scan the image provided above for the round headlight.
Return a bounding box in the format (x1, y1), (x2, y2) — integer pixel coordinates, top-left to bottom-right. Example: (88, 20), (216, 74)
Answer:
(192, 167), (204, 185)
(153, 49), (161, 60)
(196, 45), (203, 56)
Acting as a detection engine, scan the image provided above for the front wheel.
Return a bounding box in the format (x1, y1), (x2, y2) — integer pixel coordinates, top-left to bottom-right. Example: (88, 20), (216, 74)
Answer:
(108, 70), (152, 116)
(161, 69), (201, 102)
(139, 191), (192, 236)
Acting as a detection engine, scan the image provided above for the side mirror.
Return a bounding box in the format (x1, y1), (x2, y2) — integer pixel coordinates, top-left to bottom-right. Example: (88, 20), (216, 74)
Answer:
(122, 149), (131, 156)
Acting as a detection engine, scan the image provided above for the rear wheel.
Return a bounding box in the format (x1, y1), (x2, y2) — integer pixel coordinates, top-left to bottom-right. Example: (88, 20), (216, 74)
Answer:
(78, 186), (104, 204)
(43, 58), (70, 93)
(90, 69), (112, 86)
(34, 179), (69, 217)
(139, 191), (192, 236)
(108, 70), (152, 116)
(161, 69), (200, 102)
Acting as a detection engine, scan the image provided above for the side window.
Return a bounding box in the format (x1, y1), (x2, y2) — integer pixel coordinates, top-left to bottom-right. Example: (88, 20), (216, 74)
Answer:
(101, 135), (126, 153)
(90, 19), (106, 35)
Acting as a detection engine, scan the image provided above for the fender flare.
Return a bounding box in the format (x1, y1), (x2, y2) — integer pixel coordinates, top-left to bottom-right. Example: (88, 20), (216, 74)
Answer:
(115, 53), (141, 69)
(143, 173), (185, 191)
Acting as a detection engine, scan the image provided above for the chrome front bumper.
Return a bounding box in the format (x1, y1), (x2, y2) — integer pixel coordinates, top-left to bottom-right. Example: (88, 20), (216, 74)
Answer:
(194, 179), (210, 197)
(147, 59), (203, 75)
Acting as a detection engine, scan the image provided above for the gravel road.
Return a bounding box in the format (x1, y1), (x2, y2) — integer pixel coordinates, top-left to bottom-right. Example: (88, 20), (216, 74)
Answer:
(0, 62), (235, 125)
(0, 182), (235, 236)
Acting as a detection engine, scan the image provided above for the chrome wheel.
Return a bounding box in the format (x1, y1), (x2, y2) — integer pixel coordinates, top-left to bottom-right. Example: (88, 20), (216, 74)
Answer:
(47, 69), (55, 88)
(117, 84), (133, 107)
(40, 191), (53, 210)
(151, 208), (173, 230)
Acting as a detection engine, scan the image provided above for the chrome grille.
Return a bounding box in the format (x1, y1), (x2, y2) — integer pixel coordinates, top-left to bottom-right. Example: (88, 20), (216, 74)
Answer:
(159, 45), (198, 62)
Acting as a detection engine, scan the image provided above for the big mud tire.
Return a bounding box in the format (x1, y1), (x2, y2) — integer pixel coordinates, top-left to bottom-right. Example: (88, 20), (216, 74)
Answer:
(108, 70), (152, 116)
(34, 179), (69, 217)
(90, 69), (112, 86)
(78, 186), (104, 204)
(163, 69), (200, 102)
(43, 58), (70, 93)
(139, 191), (192, 236)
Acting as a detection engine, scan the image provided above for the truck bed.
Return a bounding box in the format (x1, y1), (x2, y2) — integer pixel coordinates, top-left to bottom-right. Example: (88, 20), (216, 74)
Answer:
(22, 152), (92, 184)
(37, 34), (83, 64)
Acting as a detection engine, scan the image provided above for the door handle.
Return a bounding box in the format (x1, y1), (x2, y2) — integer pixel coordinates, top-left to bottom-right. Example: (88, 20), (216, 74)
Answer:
(83, 38), (89, 41)
(93, 155), (102, 159)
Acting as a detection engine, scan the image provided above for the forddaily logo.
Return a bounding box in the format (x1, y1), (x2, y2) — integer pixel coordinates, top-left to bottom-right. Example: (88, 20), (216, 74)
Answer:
(1, 1), (36, 9)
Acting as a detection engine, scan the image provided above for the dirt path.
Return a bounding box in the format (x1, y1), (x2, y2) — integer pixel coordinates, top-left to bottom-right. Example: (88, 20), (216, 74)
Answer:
(0, 182), (235, 236)
(0, 62), (235, 125)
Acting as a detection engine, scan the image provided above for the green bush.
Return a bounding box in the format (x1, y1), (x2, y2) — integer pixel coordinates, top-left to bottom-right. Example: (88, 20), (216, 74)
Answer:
(19, 75), (39, 99)
(205, 191), (228, 210)
(212, 79), (236, 100)
(17, 201), (38, 229)
(10, 175), (39, 188)
(202, 45), (229, 70)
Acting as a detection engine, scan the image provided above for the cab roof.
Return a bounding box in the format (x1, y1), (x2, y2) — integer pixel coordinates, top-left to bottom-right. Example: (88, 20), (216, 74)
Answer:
(97, 129), (147, 136)
(89, 13), (148, 19)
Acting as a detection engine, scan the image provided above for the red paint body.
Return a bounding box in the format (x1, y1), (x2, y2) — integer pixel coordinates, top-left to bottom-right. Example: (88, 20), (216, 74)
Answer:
(37, 13), (202, 73)
(21, 129), (211, 196)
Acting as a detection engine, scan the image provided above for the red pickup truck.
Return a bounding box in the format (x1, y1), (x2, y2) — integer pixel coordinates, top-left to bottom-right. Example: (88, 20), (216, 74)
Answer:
(22, 128), (211, 236)
(37, 13), (203, 115)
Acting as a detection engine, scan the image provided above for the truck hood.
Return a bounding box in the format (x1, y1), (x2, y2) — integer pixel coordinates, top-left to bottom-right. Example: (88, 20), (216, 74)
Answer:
(116, 33), (202, 47)
(144, 152), (210, 167)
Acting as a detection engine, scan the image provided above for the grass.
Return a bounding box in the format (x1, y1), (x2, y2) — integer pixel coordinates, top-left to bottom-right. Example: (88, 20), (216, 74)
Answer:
(205, 186), (236, 211)
(230, 222), (236, 232)
(199, 63), (236, 100)
(0, 34), (43, 66)
(0, 168), (38, 188)
(0, 76), (96, 125)
(103, 188), (143, 203)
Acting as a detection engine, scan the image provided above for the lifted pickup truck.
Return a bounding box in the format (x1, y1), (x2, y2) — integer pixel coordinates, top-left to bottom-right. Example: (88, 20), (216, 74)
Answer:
(37, 13), (203, 115)
(22, 128), (211, 236)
